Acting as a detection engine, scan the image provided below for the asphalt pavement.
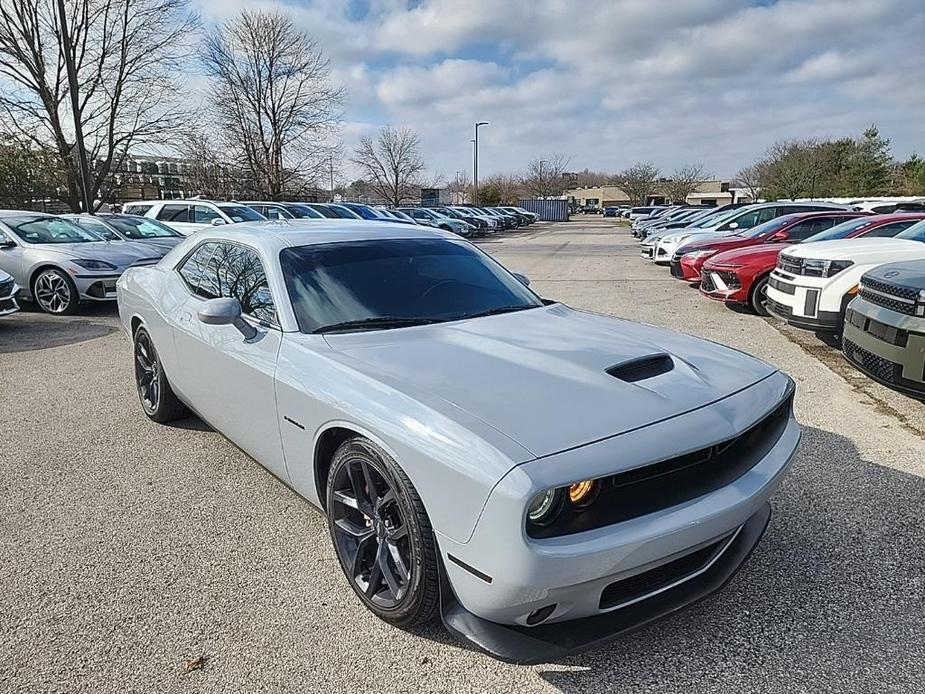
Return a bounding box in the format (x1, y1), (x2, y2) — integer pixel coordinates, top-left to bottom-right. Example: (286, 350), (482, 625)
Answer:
(1, 218), (923, 693)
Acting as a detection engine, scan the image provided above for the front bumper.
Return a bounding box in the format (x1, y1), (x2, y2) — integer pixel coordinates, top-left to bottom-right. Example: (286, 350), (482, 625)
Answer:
(766, 272), (842, 331)
(670, 255), (704, 281)
(74, 273), (123, 302)
(0, 283), (20, 316)
(441, 502), (772, 664)
(842, 297), (925, 398)
(700, 268), (747, 303)
(436, 371), (798, 658)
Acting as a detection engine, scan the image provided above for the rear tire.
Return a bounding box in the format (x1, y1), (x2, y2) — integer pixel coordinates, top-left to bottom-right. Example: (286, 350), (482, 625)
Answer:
(749, 275), (770, 316)
(133, 326), (189, 423)
(327, 437), (439, 628)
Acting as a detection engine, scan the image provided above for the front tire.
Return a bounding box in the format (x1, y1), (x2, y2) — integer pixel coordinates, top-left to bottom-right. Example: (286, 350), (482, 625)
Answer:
(133, 326), (189, 423)
(327, 437), (439, 627)
(749, 275), (770, 316)
(32, 268), (79, 315)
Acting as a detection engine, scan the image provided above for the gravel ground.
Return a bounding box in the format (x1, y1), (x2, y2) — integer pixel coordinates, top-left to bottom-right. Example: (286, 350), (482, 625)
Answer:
(1, 218), (924, 693)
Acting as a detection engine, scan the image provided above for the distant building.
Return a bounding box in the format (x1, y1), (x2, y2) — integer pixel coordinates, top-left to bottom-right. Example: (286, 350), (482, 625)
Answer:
(104, 154), (192, 202)
(565, 180), (758, 209)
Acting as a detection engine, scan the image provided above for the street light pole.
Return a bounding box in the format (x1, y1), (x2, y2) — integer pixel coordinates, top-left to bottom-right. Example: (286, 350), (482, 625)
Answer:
(538, 159), (548, 198)
(56, 0), (93, 213)
(473, 121), (488, 206)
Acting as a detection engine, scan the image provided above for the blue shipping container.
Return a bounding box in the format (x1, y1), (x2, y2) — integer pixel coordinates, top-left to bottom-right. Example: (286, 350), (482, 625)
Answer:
(518, 199), (569, 222)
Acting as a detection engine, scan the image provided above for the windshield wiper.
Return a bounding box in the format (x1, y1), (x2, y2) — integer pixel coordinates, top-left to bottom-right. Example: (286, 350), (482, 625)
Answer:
(447, 305), (536, 321)
(312, 316), (441, 334)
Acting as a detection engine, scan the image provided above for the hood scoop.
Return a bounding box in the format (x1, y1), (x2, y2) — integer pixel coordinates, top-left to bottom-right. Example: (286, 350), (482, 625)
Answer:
(606, 353), (674, 383)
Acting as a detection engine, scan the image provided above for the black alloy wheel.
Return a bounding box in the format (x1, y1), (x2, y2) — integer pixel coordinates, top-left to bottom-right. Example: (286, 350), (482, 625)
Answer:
(327, 438), (438, 626)
(132, 326), (189, 422)
(750, 275), (771, 316)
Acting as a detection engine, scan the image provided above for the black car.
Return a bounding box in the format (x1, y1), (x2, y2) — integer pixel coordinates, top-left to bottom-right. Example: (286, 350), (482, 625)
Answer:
(433, 207), (488, 235)
(469, 206), (518, 229)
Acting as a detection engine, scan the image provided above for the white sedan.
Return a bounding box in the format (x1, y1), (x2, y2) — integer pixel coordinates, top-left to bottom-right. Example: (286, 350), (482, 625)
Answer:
(116, 221), (800, 663)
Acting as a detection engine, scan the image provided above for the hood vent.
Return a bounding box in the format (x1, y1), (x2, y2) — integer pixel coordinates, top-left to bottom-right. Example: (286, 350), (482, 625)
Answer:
(607, 354), (674, 383)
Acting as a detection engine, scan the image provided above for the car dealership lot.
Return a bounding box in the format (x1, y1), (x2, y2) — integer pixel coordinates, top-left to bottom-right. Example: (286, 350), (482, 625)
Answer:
(2, 219), (925, 693)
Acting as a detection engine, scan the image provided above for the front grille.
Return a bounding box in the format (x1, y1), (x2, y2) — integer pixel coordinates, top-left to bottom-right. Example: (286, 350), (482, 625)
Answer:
(700, 273), (716, 292)
(766, 297), (793, 319)
(640, 247), (654, 259)
(846, 308), (909, 347)
(858, 278), (918, 316)
(769, 276), (795, 295)
(777, 255), (802, 275)
(528, 391), (794, 539)
(599, 533), (733, 610)
(843, 338), (898, 383)
(669, 260), (684, 278)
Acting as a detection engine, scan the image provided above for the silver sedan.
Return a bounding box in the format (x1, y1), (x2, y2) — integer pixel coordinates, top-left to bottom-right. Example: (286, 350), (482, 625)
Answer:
(0, 211), (162, 314)
(116, 221), (800, 663)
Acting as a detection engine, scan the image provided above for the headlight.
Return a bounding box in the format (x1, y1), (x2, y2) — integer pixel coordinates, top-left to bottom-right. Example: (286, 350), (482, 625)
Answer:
(684, 249), (716, 259)
(802, 259), (854, 277)
(527, 478), (601, 527)
(527, 489), (564, 526)
(71, 258), (117, 271)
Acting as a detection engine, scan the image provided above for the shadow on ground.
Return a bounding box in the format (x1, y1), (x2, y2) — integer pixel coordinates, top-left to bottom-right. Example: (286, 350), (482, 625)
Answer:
(517, 426), (925, 693)
(0, 302), (120, 353)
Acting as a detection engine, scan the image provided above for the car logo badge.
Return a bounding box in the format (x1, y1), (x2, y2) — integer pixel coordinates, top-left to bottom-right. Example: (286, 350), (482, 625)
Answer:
(883, 270), (900, 278)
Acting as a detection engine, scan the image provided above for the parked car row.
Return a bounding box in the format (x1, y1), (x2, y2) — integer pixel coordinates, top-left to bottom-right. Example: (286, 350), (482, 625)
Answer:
(632, 202), (925, 401)
(0, 201), (539, 317)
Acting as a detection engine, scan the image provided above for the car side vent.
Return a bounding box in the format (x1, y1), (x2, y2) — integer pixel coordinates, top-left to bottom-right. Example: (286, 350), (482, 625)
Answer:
(606, 354), (674, 382)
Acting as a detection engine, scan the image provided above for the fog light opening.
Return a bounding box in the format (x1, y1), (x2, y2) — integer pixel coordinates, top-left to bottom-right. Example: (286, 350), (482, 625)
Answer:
(526, 603), (557, 626)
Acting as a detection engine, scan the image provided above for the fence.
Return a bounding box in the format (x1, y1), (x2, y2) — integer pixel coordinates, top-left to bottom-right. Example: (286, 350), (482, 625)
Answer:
(518, 199), (569, 222)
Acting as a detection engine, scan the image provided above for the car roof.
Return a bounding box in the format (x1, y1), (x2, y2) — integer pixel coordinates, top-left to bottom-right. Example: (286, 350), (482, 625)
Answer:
(0, 209), (60, 220)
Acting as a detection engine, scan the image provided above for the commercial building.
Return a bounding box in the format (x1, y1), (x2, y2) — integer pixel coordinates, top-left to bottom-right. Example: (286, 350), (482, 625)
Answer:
(566, 180), (758, 209)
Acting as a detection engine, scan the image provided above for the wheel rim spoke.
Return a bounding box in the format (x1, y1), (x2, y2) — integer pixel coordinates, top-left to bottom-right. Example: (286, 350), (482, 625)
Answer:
(378, 543), (402, 597)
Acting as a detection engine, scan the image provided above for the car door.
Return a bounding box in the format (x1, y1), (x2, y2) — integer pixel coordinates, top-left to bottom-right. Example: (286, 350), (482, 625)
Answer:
(170, 241), (288, 480)
(155, 203), (200, 235)
(191, 204), (227, 231)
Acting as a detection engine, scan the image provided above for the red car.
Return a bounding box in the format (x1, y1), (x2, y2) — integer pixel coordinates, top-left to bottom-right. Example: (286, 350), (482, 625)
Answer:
(699, 213), (925, 315)
(670, 211), (866, 282)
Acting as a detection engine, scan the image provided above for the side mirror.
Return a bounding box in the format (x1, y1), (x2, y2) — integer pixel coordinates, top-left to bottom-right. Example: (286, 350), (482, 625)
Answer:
(769, 230), (789, 242)
(513, 272), (531, 287)
(210, 217), (227, 226)
(197, 297), (257, 339)
(0, 238), (15, 249)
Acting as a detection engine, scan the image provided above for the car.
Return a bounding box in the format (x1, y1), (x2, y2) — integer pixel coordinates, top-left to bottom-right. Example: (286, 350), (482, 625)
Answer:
(842, 259), (925, 399)
(669, 211), (868, 281)
(449, 206), (500, 232)
(471, 207), (519, 229)
(123, 200), (266, 235)
(243, 202), (298, 220)
(116, 220), (799, 663)
(640, 207), (744, 258)
(492, 207), (533, 226)
(325, 204), (364, 220)
(603, 207), (621, 218)
(766, 219), (925, 332)
(628, 206), (666, 222)
(376, 208), (424, 226)
(431, 207), (489, 235)
(0, 268), (20, 317)
(397, 207), (473, 237)
(499, 207), (538, 224)
(62, 213), (186, 256)
(653, 202), (850, 265)
(698, 214), (925, 315)
(0, 211), (162, 314)
(340, 203), (406, 224)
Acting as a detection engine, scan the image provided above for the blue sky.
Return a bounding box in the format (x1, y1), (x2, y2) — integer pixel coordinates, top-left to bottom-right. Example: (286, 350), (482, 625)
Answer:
(190, 0), (925, 182)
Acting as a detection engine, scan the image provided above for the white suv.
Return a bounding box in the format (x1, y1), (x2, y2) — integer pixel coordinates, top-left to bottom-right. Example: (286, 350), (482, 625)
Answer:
(123, 200), (266, 235)
(766, 220), (925, 332)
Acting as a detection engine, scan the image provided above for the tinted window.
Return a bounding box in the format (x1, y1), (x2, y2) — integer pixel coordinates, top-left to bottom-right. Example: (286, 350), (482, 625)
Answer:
(193, 205), (221, 223)
(279, 238), (543, 333)
(306, 204), (339, 218)
(124, 204), (152, 216)
(286, 204), (324, 219)
(326, 205), (362, 219)
(178, 242), (219, 294)
(786, 218), (838, 241)
(75, 217), (121, 241)
(157, 204), (191, 223)
(217, 205), (264, 223)
(805, 217), (876, 242)
(864, 220), (920, 238)
(260, 205), (293, 220)
(107, 216), (180, 239)
(897, 221), (925, 242)
(201, 243), (277, 324)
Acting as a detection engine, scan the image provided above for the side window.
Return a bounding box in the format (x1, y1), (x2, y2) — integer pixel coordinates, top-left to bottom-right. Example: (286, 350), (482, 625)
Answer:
(124, 204), (152, 216)
(264, 206), (286, 220)
(193, 205), (221, 224)
(207, 243), (278, 325)
(178, 242), (219, 296)
(865, 220), (919, 238)
(787, 218), (836, 241)
(157, 204), (191, 223)
(76, 218), (119, 241)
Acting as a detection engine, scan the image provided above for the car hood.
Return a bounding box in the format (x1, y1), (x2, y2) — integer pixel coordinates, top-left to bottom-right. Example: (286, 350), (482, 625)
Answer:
(706, 243), (792, 268)
(863, 259), (925, 290)
(130, 237), (183, 255)
(783, 237), (925, 261)
(24, 241), (161, 268)
(323, 304), (776, 458)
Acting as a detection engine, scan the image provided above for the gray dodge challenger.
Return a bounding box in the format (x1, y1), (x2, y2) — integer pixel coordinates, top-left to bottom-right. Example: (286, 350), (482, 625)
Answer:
(116, 220), (801, 663)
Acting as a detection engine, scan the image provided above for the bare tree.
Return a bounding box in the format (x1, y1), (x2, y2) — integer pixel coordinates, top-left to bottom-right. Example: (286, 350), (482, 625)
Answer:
(481, 173), (524, 204)
(351, 126), (425, 206)
(177, 130), (245, 200)
(447, 171), (471, 204)
(662, 164), (709, 204)
(0, 0), (199, 211)
(202, 9), (344, 200)
(734, 163), (763, 202)
(522, 153), (571, 198)
(617, 162), (661, 206)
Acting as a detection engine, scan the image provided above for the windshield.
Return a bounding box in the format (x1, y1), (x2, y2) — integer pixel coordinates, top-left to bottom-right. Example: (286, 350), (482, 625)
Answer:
(691, 207), (741, 228)
(326, 204), (362, 219)
(218, 205), (264, 223)
(344, 204), (380, 220)
(737, 216), (796, 239)
(286, 204), (324, 219)
(896, 220), (925, 242)
(108, 216), (180, 239)
(279, 238), (543, 333)
(390, 209), (416, 222)
(6, 216), (102, 244)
